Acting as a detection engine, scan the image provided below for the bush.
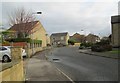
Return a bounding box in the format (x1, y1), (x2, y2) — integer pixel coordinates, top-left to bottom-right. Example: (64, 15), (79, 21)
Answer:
(68, 39), (76, 45)
(91, 44), (112, 52)
(103, 45), (112, 51)
(2, 41), (10, 46)
(80, 42), (93, 47)
(91, 45), (105, 52)
(96, 40), (110, 45)
(47, 44), (51, 46)
(91, 39), (112, 52)
(6, 38), (42, 44)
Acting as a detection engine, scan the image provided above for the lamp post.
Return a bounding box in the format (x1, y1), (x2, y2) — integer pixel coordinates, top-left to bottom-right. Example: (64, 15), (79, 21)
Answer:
(45, 34), (48, 47)
(31, 11), (42, 55)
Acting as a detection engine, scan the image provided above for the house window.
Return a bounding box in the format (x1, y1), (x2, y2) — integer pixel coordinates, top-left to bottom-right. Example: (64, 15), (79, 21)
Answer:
(61, 36), (64, 40)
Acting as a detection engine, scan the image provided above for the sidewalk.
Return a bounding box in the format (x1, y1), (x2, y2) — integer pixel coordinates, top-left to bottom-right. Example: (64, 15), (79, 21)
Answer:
(79, 49), (119, 59)
(24, 50), (71, 82)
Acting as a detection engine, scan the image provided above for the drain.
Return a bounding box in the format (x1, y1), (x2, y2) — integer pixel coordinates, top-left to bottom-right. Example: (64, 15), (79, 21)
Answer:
(52, 58), (60, 62)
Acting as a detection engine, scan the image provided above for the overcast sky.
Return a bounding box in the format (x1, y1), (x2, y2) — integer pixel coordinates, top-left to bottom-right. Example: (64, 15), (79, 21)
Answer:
(0, 0), (119, 36)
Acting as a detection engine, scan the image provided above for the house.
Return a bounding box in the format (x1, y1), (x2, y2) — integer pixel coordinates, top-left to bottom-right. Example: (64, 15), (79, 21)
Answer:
(8, 21), (47, 47)
(6, 21), (48, 57)
(70, 33), (86, 43)
(111, 15), (120, 47)
(101, 36), (109, 40)
(50, 32), (69, 46)
(86, 34), (100, 43)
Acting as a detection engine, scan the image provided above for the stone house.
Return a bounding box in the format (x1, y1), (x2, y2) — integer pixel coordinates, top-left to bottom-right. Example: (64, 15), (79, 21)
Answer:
(50, 32), (69, 46)
(6, 21), (48, 57)
(8, 21), (47, 47)
(85, 34), (100, 43)
(111, 15), (120, 47)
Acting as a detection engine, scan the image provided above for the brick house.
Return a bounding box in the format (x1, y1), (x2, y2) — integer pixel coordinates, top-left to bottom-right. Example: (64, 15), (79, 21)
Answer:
(50, 32), (69, 46)
(86, 34), (100, 43)
(111, 15), (120, 47)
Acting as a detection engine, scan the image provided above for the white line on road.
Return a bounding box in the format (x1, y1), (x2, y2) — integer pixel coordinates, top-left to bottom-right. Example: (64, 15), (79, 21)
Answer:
(55, 66), (75, 83)
(45, 53), (75, 83)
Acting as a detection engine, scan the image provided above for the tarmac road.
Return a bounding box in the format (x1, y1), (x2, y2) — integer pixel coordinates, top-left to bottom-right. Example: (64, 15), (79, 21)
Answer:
(47, 46), (118, 81)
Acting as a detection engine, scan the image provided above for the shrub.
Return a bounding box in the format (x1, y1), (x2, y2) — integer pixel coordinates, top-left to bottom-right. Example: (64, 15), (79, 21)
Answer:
(91, 44), (112, 52)
(91, 39), (112, 52)
(6, 38), (42, 44)
(47, 44), (51, 46)
(91, 45), (105, 52)
(103, 45), (112, 51)
(96, 40), (110, 45)
(68, 39), (76, 45)
(80, 42), (93, 47)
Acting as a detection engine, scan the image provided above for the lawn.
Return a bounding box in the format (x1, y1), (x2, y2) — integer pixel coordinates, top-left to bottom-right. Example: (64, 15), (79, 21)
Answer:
(109, 50), (120, 54)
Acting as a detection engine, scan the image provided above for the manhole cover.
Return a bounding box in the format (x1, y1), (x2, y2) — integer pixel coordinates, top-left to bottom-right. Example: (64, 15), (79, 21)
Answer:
(52, 58), (60, 62)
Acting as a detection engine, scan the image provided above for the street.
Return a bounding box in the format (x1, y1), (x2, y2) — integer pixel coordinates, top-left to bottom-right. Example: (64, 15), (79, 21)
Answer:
(47, 46), (118, 81)
(25, 50), (70, 81)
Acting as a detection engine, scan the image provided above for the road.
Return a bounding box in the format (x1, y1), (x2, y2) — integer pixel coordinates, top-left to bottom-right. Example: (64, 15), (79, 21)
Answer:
(46, 46), (118, 81)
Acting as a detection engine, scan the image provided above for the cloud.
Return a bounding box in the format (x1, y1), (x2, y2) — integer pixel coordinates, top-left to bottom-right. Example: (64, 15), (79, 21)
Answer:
(1, 2), (118, 36)
(1, 0), (119, 2)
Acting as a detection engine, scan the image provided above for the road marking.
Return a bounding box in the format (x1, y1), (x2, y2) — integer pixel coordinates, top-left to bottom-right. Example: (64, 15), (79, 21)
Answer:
(45, 52), (75, 83)
(55, 66), (75, 83)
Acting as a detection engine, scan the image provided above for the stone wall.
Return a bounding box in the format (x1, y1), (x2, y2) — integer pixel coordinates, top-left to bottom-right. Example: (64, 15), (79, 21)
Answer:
(26, 43), (43, 57)
(1, 61), (24, 82)
(0, 47), (25, 82)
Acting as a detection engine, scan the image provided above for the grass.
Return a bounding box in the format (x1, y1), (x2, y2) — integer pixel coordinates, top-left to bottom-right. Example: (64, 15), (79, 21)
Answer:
(109, 50), (120, 54)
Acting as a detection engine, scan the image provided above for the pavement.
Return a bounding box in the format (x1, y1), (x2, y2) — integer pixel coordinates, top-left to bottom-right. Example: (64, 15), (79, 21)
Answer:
(24, 50), (72, 82)
(79, 49), (119, 59)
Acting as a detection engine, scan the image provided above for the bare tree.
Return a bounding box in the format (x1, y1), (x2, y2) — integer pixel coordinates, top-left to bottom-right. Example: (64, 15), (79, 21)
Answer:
(8, 7), (36, 38)
(9, 7), (35, 26)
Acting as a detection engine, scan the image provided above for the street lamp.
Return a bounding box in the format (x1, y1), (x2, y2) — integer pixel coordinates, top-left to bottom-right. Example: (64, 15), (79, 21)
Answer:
(31, 11), (42, 55)
(45, 34), (48, 47)
(37, 12), (42, 14)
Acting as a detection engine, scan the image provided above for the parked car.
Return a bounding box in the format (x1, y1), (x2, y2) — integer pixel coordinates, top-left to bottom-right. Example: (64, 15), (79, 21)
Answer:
(0, 46), (11, 62)
(0, 46), (27, 62)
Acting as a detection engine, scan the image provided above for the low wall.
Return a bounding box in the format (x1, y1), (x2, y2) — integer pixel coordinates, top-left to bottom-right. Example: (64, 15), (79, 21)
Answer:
(1, 61), (24, 82)
(0, 47), (25, 82)
(26, 47), (43, 57)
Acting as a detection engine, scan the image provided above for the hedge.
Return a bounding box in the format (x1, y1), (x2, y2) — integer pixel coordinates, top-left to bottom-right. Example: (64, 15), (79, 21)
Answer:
(6, 38), (42, 44)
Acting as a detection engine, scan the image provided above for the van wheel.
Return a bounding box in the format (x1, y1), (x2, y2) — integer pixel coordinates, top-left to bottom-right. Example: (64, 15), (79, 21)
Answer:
(2, 55), (11, 63)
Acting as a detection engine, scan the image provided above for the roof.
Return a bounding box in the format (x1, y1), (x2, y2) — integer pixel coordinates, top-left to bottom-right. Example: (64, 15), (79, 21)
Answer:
(9, 21), (39, 33)
(70, 33), (86, 43)
(86, 34), (99, 38)
(51, 32), (68, 37)
(111, 15), (120, 24)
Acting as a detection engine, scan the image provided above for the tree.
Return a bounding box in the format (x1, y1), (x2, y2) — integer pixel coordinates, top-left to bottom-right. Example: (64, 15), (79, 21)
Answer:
(8, 7), (36, 38)
(68, 39), (76, 45)
(9, 7), (35, 26)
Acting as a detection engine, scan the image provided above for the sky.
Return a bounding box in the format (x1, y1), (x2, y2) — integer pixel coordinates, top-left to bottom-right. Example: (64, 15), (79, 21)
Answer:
(0, 0), (119, 37)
